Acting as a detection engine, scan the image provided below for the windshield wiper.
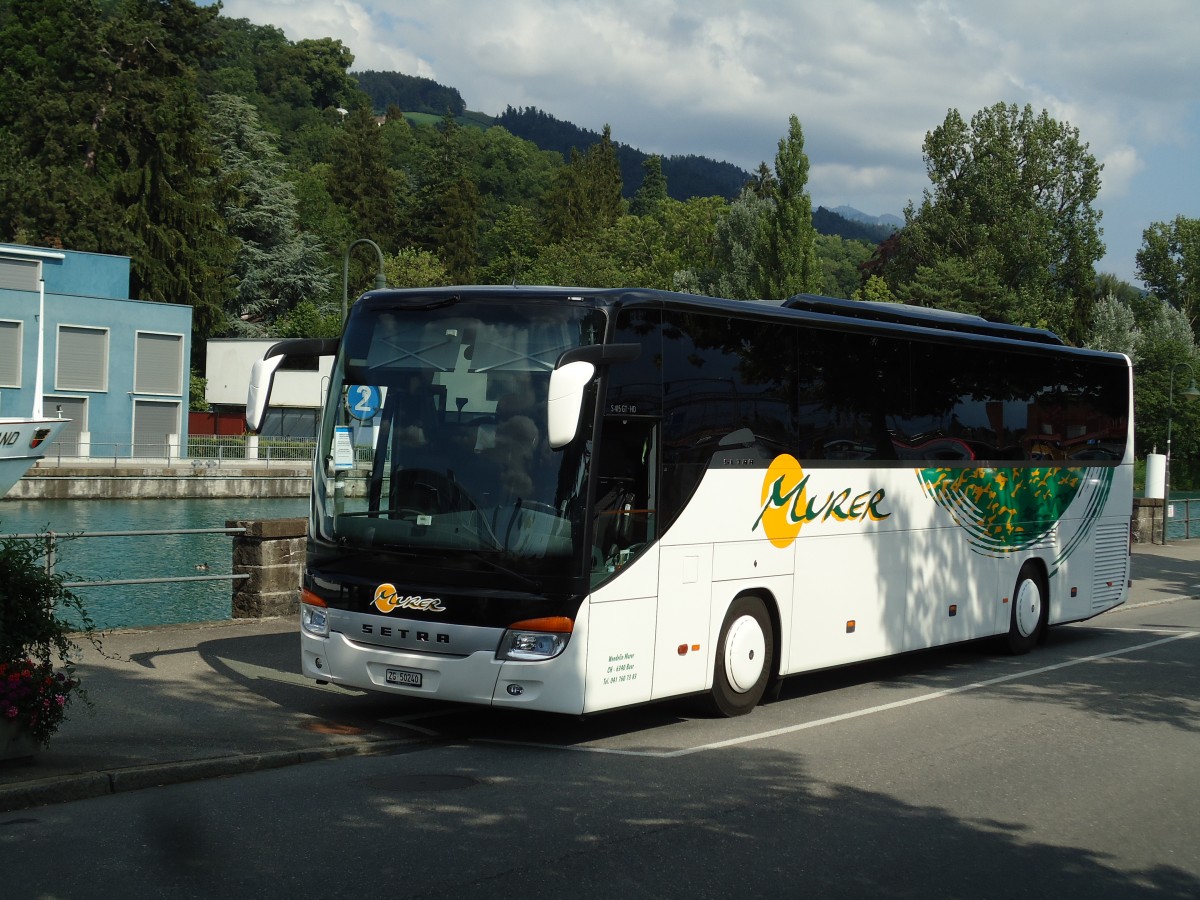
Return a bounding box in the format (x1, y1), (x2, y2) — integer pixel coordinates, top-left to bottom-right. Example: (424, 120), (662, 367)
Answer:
(469, 554), (539, 591)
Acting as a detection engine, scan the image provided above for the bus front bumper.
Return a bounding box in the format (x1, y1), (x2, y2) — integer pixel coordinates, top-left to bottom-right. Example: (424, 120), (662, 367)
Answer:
(300, 629), (586, 714)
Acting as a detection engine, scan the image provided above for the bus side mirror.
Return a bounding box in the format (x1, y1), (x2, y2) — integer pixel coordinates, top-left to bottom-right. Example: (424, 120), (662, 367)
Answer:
(246, 338), (338, 434)
(246, 354), (285, 434)
(547, 360), (596, 449)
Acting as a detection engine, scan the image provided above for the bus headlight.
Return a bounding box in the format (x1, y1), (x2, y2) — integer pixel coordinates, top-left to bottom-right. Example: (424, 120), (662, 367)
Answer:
(301, 589), (329, 637)
(498, 616), (573, 661)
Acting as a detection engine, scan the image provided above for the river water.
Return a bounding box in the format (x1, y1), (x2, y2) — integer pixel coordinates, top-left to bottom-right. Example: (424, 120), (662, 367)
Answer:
(0, 497), (308, 630)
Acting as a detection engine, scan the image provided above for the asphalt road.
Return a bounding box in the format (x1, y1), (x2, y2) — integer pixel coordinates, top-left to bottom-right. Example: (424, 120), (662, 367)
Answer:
(4, 594), (1198, 899)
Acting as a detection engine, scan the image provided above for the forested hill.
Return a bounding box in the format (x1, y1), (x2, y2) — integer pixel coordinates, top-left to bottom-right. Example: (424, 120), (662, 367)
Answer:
(353, 72), (754, 199)
(353, 80), (894, 237)
(354, 71), (466, 117)
(813, 206), (896, 243)
(496, 106), (749, 200)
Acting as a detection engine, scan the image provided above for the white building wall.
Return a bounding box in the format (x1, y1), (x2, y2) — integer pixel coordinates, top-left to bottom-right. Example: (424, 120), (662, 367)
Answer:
(205, 339), (332, 410)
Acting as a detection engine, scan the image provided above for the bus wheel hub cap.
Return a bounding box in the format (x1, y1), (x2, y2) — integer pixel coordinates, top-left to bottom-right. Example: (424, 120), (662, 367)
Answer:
(725, 615), (766, 693)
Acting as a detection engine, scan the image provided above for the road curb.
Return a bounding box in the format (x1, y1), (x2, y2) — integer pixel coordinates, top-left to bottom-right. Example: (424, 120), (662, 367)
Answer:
(0, 738), (415, 813)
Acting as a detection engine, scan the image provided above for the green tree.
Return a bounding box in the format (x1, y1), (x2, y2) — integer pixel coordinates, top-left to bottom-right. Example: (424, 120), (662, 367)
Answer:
(100, 0), (236, 346)
(479, 204), (545, 284)
(1136, 216), (1200, 334)
(754, 115), (820, 300)
(882, 102), (1103, 343)
(208, 94), (332, 335)
(1129, 299), (1199, 464)
(816, 234), (874, 299)
(289, 164), (355, 293)
(710, 188), (769, 300)
(1095, 272), (1143, 308)
(275, 298), (343, 339)
(523, 231), (634, 288)
(853, 274), (897, 304)
(413, 112), (481, 281)
(654, 196), (726, 291)
(1086, 294), (1138, 360)
(0, 0), (118, 249)
(383, 247), (451, 288)
(544, 124), (623, 242)
(326, 105), (403, 252)
(0, 0), (236, 346)
(630, 155), (668, 217)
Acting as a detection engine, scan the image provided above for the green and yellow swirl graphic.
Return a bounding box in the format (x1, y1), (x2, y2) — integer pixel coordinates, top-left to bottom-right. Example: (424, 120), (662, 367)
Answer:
(917, 466), (1113, 564)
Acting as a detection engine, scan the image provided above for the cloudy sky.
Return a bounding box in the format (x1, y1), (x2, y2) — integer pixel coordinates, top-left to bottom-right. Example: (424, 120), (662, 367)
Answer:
(213, 0), (1200, 285)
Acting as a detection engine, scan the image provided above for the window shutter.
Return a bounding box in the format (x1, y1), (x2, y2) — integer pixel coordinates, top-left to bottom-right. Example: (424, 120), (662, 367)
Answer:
(56, 326), (107, 391)
(0, 320), (21, 386)
(135, 332), (183, 394)
(0, 257), (38, 291)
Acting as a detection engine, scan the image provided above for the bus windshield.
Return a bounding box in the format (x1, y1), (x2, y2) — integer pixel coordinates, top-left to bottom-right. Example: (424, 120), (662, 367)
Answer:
(315, 294), (606, 582)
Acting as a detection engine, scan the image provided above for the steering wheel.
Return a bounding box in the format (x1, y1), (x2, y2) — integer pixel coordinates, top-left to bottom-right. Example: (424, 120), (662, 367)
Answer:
(390, 468), (479, 516)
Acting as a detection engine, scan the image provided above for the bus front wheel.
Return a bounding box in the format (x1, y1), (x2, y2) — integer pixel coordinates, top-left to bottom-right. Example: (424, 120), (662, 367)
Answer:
(708, 596), (774, 717)
(1006, 563), (1048, 655)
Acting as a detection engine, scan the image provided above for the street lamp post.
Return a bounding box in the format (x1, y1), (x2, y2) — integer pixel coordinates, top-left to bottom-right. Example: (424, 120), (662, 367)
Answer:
(342, 239), (388, 321)
(1163, 361), (1200, 544)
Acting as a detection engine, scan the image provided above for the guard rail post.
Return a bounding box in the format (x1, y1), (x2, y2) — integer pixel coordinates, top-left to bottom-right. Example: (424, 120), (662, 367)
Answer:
(228, 518), (307, 618)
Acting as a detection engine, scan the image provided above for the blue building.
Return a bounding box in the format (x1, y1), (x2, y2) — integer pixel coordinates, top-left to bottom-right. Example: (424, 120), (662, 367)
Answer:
(0, 243), (192, 459)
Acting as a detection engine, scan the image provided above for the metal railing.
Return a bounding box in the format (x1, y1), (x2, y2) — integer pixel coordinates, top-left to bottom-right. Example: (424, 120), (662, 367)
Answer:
(13, 528), (249, 589)
(1166, 497), (1200, 541)
(37, 437), (318, 467)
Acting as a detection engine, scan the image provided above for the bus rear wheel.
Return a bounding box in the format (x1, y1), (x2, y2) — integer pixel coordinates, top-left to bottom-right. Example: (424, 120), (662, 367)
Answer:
(708, 596), (774, 717)
(1005, 562), (1048, 655)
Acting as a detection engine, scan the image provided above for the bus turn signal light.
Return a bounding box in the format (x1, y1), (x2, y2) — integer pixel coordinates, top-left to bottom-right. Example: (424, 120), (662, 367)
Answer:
(507, 616), (574, 633)
(301, 588), (327, 607)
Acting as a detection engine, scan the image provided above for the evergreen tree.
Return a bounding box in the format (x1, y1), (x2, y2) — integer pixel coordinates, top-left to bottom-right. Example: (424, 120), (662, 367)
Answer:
(208, 93), (332, 335)
(414, 112), (481, 281)
(544, 125), (623, 243)
(434, 174), (481, 281)
(326, 105), (403, 254)
(0, 0), (122, 249)
(588, 125), (624, 224)
(630, 155), (668, 217)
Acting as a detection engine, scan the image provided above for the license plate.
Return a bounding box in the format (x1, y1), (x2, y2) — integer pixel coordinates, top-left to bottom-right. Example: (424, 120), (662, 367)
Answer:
(386, 668), (422, 687)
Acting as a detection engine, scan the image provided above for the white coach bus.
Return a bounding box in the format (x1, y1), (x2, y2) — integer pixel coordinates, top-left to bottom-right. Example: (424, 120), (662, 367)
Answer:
(247, 287), (1133, 717)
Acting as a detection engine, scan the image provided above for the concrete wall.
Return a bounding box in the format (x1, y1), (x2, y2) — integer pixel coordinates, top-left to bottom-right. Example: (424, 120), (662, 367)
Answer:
(4, 463), (312, 500)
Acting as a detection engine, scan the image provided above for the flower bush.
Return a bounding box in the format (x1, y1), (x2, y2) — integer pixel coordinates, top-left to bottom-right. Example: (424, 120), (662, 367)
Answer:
(0, 657), (80, 745)
(0, 531), (98, 748)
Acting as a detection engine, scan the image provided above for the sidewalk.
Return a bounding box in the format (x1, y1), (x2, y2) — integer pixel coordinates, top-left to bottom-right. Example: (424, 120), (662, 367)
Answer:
(0, 618), (421, 812)
(3, 540), (1199, 812)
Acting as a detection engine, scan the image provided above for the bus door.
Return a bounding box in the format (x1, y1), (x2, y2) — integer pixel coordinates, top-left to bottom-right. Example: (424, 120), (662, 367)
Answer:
(583, 416), (661, 711)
